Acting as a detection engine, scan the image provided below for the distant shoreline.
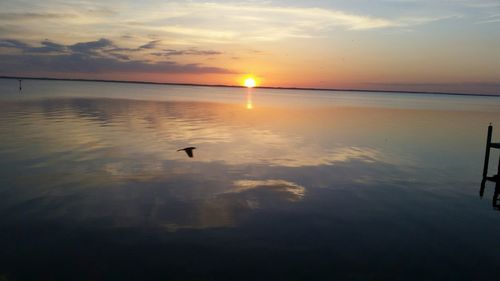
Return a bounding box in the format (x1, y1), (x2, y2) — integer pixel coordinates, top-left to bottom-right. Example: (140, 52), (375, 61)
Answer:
(1, 75), (499, 98)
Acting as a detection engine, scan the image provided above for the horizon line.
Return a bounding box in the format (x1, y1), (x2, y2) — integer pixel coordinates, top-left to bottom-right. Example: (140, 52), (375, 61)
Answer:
(1, 75), (499, 98)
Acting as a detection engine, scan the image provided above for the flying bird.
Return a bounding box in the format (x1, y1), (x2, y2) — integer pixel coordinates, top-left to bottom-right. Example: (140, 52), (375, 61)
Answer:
(177, 147), (196, 158)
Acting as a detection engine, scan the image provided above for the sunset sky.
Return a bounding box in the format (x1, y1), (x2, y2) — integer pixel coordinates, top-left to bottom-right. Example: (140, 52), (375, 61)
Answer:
(0, 0), (499, 94)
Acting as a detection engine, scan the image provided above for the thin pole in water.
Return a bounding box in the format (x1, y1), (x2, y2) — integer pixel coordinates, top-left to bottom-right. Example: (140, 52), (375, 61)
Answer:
(482, 123), (493, 179)
(495, 156), (500, 208)
(18, 79), (22, 92)
(481, 124), (493, 197)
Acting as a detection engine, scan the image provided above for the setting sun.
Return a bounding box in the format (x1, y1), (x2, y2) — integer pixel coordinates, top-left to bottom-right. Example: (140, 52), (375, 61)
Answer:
(244, 77), (256, 88)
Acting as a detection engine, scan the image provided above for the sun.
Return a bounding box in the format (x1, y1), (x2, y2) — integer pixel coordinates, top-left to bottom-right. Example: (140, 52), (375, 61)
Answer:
(244, 77), (256, 88)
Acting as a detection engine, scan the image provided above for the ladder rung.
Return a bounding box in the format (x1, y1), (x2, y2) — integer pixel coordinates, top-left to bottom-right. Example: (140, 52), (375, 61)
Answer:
(486, 176), (499, 182)
(490, 143), (500, 149)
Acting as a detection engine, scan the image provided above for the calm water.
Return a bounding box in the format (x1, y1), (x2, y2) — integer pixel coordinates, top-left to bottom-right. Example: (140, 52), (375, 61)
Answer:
(1, 78), (500, 280)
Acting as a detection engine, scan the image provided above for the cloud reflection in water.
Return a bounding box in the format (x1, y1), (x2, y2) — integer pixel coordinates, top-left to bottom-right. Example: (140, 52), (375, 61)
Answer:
(231, 179), (306, 202)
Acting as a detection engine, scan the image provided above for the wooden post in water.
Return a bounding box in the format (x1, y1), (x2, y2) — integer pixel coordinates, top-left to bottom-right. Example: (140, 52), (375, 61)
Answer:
(481, 124), (493, 197)
(497, 153), (500, 180)
(493, 160), (500, 208)
(482, 124), (492, 179)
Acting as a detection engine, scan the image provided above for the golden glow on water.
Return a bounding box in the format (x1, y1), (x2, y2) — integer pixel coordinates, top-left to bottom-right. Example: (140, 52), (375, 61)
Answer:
(246, 89), (253, 109)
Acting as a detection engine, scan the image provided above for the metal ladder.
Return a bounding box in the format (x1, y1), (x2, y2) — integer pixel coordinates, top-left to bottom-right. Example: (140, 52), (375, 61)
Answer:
(480, 124), (500, 209)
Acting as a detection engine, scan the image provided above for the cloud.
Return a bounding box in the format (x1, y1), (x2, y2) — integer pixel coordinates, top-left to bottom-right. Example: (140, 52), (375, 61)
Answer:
(107, 52), (131, 61)
(139, 40), (161, 49)
(0, 1), (462, 46)
(69, 38), (113, 54)
(28, 40), (66, 53)
(0, 53), (232, 74)
(460, 0), (500, 9)
(0, 12), (73, 20)
(105, 40), (162, 54)
(0, 38), (66, 53)
(0, 37), (219, 62)
(0, 39), (30, 49)
(0, 38), (233, 74)
(476, 18), (500, 24)
(128, 1), (454, 43)
(475, 13), (500, 24)
(1, 38), (118, 55)
(151, 48), (222, 57)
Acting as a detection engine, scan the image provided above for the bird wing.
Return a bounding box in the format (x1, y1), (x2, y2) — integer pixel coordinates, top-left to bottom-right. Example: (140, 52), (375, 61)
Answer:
(177, 147), (196, 158)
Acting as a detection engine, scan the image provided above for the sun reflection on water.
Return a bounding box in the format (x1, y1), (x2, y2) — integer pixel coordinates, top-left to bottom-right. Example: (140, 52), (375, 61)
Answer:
(246, 91), (253, 110)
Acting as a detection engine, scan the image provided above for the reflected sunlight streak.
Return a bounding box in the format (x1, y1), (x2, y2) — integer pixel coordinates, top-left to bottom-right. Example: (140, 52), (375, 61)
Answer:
(246, 89), (253, 109)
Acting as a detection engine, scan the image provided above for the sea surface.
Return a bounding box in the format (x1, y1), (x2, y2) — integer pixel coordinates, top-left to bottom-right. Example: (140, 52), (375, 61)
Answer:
(1, 78), (500, 280)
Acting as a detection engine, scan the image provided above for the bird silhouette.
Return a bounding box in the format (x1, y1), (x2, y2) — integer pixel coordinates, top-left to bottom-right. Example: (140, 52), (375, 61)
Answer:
(177, 147), (196, 158)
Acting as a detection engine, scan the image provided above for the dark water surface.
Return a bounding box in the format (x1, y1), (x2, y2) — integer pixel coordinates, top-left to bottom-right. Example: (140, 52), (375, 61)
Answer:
(1, 79), (500, 280)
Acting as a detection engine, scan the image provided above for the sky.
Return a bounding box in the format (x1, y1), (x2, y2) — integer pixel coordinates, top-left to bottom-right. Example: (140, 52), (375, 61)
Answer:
(0, 0), (499, 94)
